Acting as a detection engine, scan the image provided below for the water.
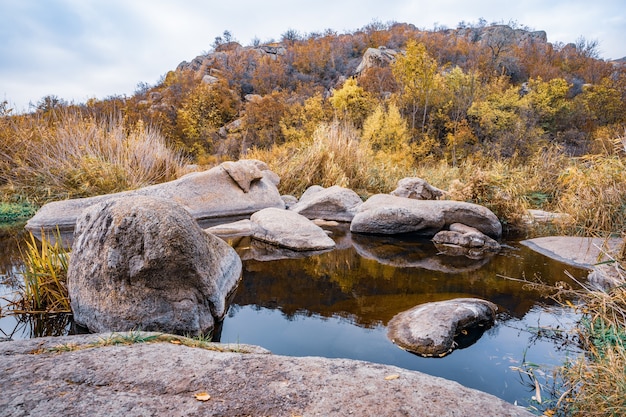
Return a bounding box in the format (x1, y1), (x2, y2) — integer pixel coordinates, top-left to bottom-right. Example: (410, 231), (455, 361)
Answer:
(0, 223), (587, 407)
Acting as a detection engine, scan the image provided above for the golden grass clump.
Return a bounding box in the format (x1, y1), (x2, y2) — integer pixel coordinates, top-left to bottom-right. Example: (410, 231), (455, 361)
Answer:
(248, 120), (416, 197)
(0, 110), (187, 204)
(555, 275), (626, 416)
(16, 230), (70, 314)
(556, 154), (626, 236)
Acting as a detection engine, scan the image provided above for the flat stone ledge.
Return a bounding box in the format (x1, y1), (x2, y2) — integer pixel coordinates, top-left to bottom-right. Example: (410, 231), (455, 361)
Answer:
(0, 333), (533, 417)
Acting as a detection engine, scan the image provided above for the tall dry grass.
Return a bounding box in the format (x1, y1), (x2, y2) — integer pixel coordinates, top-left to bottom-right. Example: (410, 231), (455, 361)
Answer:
(15, 230), (70, 314)
(0, 110), (187, 204)
(248, 120), (417, 197)
(550, 265), (626, 416)
(250, 120), (626, 237)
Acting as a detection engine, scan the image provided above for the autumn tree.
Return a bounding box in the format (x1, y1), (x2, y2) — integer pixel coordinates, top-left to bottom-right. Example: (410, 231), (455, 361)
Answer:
(358, 66), (398, 99)
(441, 66), (480, 165)
(362, 102), (410, 152)
(250, 54), (291, 95)
(579, 77), (626, 127)
(467, 76), (543, 158)
(522, 77), (571, 135)
(241, 91), (288, 150)
(329, 77), (374, 128)
(280, 93), (333, 143)
(176, 79), (240, 154)
(391, 40), (440, 134)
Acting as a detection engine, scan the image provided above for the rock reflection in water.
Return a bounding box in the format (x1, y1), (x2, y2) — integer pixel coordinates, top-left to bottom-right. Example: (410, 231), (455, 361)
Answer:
(352, 233), (494, 273)
(229, 226), (584, 327)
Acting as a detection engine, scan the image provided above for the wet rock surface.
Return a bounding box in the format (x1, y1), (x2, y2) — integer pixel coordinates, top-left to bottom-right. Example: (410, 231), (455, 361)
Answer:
(0, 333), (532, 417)
(68, 195), (241, 336)
(387, 298), (498, 357)
(432, 223), (501, 258)
(521, 236), (624, 288)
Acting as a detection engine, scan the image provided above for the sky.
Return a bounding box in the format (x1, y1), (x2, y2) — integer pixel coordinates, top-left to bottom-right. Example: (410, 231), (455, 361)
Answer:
(1, 0), (624, 113)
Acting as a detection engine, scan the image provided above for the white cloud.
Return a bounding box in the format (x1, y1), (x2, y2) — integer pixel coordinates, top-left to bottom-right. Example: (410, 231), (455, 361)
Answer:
(0, 0), (624, 111)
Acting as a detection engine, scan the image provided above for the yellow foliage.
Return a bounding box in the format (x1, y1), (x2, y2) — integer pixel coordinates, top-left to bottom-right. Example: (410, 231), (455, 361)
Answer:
(362, 103), (410, 152)
(329, 78), (374, 128)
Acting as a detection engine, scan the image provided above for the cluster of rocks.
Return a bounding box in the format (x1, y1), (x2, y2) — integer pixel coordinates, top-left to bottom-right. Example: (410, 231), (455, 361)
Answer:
(27, 159), (504, 355)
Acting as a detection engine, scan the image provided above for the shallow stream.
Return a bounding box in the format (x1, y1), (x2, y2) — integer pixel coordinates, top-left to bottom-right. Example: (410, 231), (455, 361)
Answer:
(0, 223), (586, 408)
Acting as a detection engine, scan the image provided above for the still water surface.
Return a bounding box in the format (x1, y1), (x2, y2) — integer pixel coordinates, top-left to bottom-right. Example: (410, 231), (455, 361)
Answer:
(0, 224), (586, 408)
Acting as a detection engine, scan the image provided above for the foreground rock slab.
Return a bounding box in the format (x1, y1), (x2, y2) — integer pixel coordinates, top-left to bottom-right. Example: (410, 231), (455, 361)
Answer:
(68, 196), (241, 336)
(25, 159), (284, 236)
(0, 333), (532, 417)
(350, 194), (502, 238)
(387, 298), (498, 357)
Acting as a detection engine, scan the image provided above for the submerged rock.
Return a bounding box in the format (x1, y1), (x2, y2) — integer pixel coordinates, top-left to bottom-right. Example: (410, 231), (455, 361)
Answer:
(387, 298), (497, 357)
(521, 236), (625, 289)
(25, 159), (284, 237)
(68, 195), (242, 336)
(352, 233), (493, 273)
(350, 194), (502, 238)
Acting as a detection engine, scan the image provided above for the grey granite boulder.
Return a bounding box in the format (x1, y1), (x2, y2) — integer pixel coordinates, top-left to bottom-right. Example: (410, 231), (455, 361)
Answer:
(250, 207), (336, 251)
(390, 177), (444, 200)
(68, 195), (242, 336)
(387, 298), (498, 357)
(291, 185), (363, 222)
(432, 223), (501, 254)
(26, 159), (284, 237)
(350, 194), (502, 238)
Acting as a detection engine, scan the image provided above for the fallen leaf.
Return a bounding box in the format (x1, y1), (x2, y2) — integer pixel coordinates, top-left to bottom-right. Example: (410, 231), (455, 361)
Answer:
(195, 392), (211, 401)
(384, 374), (400, 380)
(170, 340), (182, 345)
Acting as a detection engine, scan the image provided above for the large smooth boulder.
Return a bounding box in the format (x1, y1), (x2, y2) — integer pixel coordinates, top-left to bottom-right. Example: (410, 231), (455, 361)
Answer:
(290, 185), (363, 222)
(350, 194), (502, 238)
(67, 195), (242, 336)
(250, 207), (336, 251)
(387, 298), (498, 357)
(390, 177), (444, 200)
(25, 159), (284, 237)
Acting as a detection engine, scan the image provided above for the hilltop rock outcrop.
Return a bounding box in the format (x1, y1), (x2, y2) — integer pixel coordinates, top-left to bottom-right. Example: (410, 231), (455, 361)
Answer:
(355, 46), (398, 74)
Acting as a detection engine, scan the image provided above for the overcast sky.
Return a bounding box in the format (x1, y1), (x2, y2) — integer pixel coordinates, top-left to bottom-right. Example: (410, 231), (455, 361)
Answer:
(1, 0), (624, 112)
